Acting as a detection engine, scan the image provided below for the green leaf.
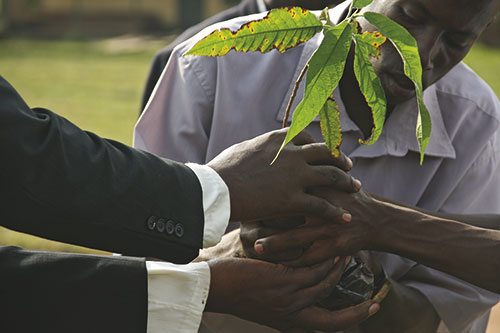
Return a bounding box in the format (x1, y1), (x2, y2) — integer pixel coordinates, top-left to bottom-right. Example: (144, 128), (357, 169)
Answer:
(278, 21), (353, 157)
(363, 12), (431, 163)
(352, 0), (373, 9)
(185, 7), (323, 56)
(355, 29), (386, 58)
(319, 97), (342, 157)
(354, 30), (387, 145)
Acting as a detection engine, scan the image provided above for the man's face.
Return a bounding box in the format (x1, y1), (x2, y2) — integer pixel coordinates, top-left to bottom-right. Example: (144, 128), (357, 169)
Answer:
(359, 0), (498, 105)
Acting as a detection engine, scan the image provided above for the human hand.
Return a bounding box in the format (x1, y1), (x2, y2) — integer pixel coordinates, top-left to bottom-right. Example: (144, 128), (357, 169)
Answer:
(206, 256), (380, 332)
(240, 216), (306, 262)
(207, 128), (361, 223)
(252, 189), (389, 266)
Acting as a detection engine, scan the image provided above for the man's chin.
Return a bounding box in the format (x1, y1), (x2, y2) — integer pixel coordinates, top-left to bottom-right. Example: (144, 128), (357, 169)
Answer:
(380, 72), (417, 107)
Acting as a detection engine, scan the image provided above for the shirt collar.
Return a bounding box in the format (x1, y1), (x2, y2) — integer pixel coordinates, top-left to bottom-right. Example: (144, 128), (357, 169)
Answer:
(335, 85), (456, 159)
(280, 0), (456, 160)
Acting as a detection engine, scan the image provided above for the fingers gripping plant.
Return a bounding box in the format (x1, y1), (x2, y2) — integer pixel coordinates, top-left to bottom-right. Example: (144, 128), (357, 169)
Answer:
(186, 0), (431, 164)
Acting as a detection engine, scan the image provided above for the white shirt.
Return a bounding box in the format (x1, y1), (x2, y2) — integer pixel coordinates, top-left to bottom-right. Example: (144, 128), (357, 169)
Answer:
(145, 164), (230, 333)
(256, 0), (267, 13)
(135, 2), (500, 332)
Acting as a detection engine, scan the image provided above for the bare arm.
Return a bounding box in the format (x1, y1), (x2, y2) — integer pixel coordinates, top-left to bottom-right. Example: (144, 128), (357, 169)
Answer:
(373, 202), (500, 294)
(370, 192), (500, 230)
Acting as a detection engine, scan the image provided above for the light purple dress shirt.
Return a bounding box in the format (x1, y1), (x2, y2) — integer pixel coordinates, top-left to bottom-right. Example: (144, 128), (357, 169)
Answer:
(134, 2), (500, 332)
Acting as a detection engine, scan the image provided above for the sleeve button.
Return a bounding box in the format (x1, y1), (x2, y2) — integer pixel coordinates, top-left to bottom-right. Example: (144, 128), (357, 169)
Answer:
(156, 218), (166, 233)
(175, 223), (184, 238)
(166, 220), (175, 235)
(147, 216), (157, 230)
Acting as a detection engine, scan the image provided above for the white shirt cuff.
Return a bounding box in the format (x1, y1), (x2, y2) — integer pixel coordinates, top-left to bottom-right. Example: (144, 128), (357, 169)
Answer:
(146, 261), (211, 333)
(186, 163), (230, 248)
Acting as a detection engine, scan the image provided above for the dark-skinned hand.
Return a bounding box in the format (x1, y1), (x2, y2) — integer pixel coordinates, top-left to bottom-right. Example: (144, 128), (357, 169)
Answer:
(206, 256), (379, 332)
(251, 188), (390, 267)
(207, 128), (361, 223)
(240, 216), (307, 262)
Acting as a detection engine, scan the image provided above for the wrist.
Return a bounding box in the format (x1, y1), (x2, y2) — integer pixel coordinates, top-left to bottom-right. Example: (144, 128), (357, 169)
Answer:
(364, 199), (400, 252)
(370, 200), (427, 253)
(205, 259), (229, 314)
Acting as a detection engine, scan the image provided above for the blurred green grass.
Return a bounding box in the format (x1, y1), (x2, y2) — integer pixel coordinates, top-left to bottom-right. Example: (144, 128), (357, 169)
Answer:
(464, 44), (500, 95)
(0, 38), (158, 144)
(0, 38), (499, 254)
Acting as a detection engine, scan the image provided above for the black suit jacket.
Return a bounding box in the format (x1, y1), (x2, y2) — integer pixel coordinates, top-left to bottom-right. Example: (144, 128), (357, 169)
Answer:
(0, 76), (210, 331)
(0, 76), (205, 264)
(140, 0), (260, 111)
(0, 246), (147, 333)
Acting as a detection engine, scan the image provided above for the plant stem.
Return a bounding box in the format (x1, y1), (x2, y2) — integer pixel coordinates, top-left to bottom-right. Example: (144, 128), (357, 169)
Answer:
(347, 3), (355, 19)
(282, 63), (309, 128)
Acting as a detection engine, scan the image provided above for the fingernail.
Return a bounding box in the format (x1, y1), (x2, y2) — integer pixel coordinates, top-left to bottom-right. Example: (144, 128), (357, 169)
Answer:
(342, 213), (352, 222)
(345, 256), (352, 265)
(353, 178), (362, 191)
(333, 256), (340, 264)
(254, 242), (264, 254)
(346, 157), (353, 170)
(369, 303), (380, 316)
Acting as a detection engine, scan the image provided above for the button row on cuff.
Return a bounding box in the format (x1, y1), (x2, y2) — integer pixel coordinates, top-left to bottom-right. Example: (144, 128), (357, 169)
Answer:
(146, 216), (184, 238)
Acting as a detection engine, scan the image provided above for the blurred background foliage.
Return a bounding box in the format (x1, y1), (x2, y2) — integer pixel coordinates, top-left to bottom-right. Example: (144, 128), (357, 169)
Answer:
(0, 0), (240, 38)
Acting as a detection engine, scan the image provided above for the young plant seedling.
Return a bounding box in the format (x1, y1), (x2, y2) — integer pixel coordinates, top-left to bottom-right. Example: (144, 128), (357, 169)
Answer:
(186, 0), (431, 164)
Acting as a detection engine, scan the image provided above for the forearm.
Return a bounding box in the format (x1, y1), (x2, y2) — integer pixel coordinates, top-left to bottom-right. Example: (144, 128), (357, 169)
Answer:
(356, 279), (440, 333)
(373, 201), (500, 293)
(370, 192), (500, 230)
(425, 212), (500, 230)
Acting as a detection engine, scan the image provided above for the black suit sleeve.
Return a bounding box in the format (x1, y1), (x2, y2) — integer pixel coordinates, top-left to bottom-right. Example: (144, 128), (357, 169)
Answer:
(0, 246), (147, 333)
(140, 0), (259, 111)
(0, 76), (204, 263)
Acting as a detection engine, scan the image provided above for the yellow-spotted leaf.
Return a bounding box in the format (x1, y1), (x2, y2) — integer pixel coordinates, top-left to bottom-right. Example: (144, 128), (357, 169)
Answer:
(319, 97), (342, 157)
(356, 29), (386, 58)
(354, 30), (387, 145)
(185, 7), (323, 56)
(364, 12), (431, 163)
